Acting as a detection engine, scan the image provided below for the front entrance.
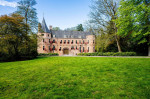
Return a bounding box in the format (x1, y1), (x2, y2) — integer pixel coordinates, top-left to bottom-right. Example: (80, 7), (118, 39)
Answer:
(63, 48), (69, 55)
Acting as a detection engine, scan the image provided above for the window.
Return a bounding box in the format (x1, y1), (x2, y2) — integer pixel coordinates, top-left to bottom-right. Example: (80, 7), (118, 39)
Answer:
(49, 39), (50, 42)
(53, 35), (56, 38)
(49, 46), (50, 50)
(76, 46), (77, 49)
(76, 40), (77, 44)
(59, 47), (61, 51)
(53, 39), (55, 43)
(79, 40), (81, 44)
(48, 34), (49, 37)
(64, 40), (66, 43)
(68, 40), (70, 43)
(83, 47), (84, 52)
(80, 46), (81, 52)
(64, 35), (67, 38)
(43, 46), (45, 50)
(78, 36), (81, 38)
(88, 47), (89, 52)
(71, 40), (73, 44)
(93, 40), (94, 44)
(71, 46), (74, 49)
(43, 39), (44, 42)
(83, 40), (84, 44)
(41, 34), (44, 36)
(60, 40), (62, 43)
(71, 35), (74, 38)
(53, 45), (55, 50)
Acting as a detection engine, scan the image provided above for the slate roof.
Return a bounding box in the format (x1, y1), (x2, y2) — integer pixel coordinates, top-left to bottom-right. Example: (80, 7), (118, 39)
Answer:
(51, 30), (92, 39)
(41, 18), (50, 33)
(41, 17), (93, 39)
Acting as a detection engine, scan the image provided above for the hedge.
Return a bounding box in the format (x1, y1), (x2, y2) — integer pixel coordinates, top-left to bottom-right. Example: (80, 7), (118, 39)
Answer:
(78, 52), (136, 56)
(38, 53), (59, 56)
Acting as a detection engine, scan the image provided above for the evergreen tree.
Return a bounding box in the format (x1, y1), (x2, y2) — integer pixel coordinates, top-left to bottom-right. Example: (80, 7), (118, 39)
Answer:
(76, 24), (84, 31)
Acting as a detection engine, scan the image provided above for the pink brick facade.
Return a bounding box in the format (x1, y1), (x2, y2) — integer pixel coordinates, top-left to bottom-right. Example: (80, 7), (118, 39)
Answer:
(37, 33), (95, 56)
(37, 18), (95, 56)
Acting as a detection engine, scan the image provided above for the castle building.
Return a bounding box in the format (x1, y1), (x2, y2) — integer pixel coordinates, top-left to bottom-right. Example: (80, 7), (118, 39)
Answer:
(37, 18), (95, 56)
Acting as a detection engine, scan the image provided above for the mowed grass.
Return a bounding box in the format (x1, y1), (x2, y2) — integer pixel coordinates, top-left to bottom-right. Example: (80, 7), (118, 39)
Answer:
(0, 57), (150, 99)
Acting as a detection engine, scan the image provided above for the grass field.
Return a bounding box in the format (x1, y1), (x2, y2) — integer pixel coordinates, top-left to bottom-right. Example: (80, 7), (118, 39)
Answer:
(0, 57), (150, 99)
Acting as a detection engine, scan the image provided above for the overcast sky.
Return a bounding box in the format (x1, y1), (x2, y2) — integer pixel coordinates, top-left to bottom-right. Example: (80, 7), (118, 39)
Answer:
(0, 0), (91, 30)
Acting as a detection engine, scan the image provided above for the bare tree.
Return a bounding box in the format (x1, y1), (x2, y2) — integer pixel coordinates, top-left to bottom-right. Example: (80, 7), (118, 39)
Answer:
(89, 0), (122, 52)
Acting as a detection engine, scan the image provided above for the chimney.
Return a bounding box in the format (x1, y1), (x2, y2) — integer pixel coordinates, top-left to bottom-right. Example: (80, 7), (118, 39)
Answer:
(49, 25), (52, 30)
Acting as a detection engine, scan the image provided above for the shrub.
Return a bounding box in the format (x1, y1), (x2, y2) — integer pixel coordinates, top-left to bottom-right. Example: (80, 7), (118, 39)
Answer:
(78, 52), (136, 56)
(38, 53), (59, 56)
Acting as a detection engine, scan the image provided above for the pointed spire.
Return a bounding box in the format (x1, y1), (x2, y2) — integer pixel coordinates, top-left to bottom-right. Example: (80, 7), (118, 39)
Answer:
(41, 17), (50, 33)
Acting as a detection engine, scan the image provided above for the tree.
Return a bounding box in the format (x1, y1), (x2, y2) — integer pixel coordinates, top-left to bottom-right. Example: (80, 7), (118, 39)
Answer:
(76, 24), (84, 31)
(89, 0), (122, 52)
(0, 14), (27, 61)
(16, 0), (38, 32)
(38, 23), (44, 33)
(0, 14), (37, 61)
(53, 27), (61, 31)
(116, 0), (150, 56)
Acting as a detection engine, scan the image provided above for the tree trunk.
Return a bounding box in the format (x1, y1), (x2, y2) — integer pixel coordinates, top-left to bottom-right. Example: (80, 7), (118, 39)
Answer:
(148, 45), (150, 56)
(114, 23), (122, 52)
(116, 36), (122, 52)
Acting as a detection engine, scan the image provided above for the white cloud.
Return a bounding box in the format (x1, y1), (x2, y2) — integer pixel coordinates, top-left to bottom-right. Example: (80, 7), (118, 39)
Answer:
(0, 0), (17, 8)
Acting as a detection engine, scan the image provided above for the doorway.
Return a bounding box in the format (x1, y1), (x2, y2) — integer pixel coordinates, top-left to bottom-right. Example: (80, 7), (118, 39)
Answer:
(63, 48), (69, 55)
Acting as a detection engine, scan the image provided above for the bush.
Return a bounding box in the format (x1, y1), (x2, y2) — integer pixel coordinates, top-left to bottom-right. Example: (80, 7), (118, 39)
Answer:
(78, 52), (136, 56)
(38, 53), (59, 56)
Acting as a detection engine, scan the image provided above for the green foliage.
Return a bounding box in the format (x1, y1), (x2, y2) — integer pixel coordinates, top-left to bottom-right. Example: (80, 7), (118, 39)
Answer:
(52, 27), (61, 31)
(116, 0), (150, 45)
(76, 24), (84, 31)
(0, 14), (37, 62)
(0, 57), (150, 98)
(38, 53), (59, 56)
(78, 52), (136, 56)
(38, 23), (44, 33)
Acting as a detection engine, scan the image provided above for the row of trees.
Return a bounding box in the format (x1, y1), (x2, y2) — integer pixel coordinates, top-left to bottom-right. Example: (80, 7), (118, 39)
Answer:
(64, 24), (84, 31)
(0, 0), (38, 61)
(88, 0), (150, 56)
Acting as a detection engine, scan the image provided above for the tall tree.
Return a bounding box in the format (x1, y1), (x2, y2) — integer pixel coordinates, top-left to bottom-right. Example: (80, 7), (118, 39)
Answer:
(89, 0), (122, 52)
(0, 14), (28, 61)
(16, 0), (38, 32)
(0, 14), (37, 61)
(116, 0), (150, 56)
(76, 24), (84, 31)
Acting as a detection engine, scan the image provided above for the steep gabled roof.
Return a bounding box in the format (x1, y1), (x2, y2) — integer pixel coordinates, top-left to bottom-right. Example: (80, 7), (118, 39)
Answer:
(41, 17), (50, 33)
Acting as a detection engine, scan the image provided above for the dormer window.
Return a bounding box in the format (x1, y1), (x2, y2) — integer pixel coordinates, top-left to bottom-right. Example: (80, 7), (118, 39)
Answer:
(71, 35), (74, 38)
(64, 35), (67, 38)
(78, 36), (81, 38)
(53, 35), (56, 38)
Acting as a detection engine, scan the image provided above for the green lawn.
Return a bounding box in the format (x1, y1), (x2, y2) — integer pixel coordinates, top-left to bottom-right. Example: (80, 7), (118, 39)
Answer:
(0, 57), (150, 99)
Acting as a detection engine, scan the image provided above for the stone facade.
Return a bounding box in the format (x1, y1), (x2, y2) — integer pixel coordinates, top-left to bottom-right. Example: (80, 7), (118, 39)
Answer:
(37, 18), (95, 56)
